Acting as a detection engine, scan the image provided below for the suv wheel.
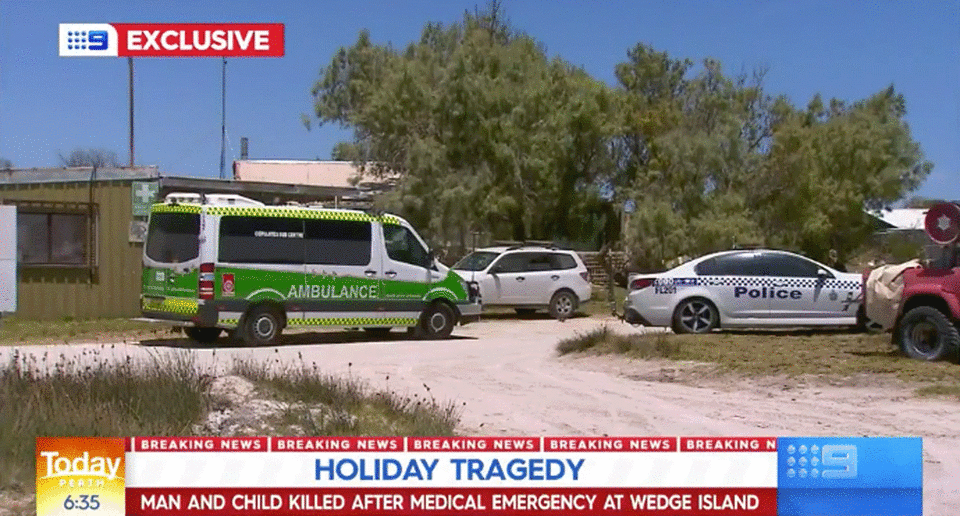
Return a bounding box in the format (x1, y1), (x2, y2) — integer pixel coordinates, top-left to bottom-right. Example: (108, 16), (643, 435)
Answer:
(672, 298), (718, 334)
(897, 306), (960, 361)
(549, 291), (577, 320)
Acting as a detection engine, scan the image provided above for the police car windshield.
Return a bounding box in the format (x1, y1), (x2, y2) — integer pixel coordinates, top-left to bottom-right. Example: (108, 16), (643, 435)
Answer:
(454, 251), (500, 271)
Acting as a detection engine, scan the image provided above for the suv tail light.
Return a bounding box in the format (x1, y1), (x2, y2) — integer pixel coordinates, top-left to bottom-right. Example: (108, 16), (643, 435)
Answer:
(630, 278), (654, 291)
(580, 271), (590, 283)
(199, 262), (215, 300)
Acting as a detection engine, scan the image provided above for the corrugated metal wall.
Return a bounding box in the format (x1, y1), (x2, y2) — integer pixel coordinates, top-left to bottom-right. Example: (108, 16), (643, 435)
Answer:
(0, 181), (143, 320)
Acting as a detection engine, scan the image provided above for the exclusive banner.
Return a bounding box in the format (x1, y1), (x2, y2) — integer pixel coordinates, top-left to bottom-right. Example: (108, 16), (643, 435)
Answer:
(36, 436), (922, 516)
(59, 23), (285, 57)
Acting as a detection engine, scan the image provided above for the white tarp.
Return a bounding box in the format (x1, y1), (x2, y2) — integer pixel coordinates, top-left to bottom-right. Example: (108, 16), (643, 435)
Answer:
(864, 260), (921, 330)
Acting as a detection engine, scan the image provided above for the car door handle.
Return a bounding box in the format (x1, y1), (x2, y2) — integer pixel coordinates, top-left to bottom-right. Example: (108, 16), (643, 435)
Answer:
(385, 271), (397, 278)
(516, 276), (525, 282)
(364, 270), (377, 277)
(551, 275), (560, 281)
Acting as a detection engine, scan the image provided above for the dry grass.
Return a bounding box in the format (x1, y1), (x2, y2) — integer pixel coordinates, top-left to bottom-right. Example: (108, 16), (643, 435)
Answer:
(0, 317), (164, 345)
(557, 327), (960, 397)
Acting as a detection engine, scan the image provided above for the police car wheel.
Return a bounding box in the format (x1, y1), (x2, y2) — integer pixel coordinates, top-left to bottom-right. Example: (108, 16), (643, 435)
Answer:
(897, 306), (959, 361)
(185, 327), (222, 345)
(243, 306), (283, 347)
(420, 303), (455, 340)
(672, 298), (718, 334)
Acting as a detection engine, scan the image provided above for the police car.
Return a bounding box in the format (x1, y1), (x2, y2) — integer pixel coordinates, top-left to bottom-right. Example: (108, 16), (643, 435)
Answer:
(622, 249), (863, 333)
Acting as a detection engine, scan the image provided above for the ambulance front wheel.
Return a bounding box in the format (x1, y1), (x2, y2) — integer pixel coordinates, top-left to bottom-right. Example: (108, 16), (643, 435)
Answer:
(242, 306), (284, 347)
(419, 302), (456, 340)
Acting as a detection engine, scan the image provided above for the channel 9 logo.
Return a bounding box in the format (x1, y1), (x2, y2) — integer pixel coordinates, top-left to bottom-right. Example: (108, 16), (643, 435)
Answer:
(784, 443), (857, 480)
(65, 30), (108, 51)
(59, 24), (119, 56)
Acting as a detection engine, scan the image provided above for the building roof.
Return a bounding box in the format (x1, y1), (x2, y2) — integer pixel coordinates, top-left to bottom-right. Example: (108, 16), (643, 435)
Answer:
(233, 160), (396, 190)
(0, 166), (160, 183)
(870, 208), (927, 231)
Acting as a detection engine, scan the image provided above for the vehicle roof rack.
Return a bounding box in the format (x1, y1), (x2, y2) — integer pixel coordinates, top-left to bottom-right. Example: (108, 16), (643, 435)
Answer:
(494, 240), (562, 250)
(730, 243), (763, 250)
(164, 192), (264, 207)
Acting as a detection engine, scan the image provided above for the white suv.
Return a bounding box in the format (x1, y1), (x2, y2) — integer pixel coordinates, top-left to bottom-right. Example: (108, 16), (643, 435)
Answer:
(453, 245), (592, 319)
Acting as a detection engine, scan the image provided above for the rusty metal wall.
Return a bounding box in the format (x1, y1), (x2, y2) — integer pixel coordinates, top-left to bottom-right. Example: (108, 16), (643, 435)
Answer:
(0, 181), (143, 320)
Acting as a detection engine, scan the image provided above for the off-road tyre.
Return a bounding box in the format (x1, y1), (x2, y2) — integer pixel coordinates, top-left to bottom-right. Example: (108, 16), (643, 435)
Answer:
(671, 297), (719, 334)
(549, 291), (578, 320)
(896, 306), (960, 361)
(418, 302), (456, 340)
(185, 327), (222, 345)
(242, 305), (284, 347)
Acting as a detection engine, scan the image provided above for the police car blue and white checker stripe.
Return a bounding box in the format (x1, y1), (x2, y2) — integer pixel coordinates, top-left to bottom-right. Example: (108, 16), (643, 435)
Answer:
(698, 276), (861, 290)
(623, 249), (865, 333)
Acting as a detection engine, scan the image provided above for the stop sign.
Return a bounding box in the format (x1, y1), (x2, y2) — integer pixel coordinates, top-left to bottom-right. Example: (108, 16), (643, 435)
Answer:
(924, 202), (960, 244)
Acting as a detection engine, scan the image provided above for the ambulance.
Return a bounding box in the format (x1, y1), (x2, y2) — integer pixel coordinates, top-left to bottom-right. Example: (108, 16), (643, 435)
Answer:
(141, 193), (480, 345)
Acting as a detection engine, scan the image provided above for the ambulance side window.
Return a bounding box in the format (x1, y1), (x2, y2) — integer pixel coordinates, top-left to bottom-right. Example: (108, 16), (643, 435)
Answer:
(304, 220), (371, 266)
(219, 216), (304, 264)
(383, 224), (430, 268)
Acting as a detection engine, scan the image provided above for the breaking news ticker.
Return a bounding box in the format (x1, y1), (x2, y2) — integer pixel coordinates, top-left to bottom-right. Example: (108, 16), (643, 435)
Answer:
(36, 436), (922, 516)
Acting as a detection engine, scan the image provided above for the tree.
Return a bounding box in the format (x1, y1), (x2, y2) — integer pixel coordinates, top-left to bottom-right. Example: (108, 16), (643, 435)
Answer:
(617, 51), (770, 269)
(0, 158), (12, 170)
(311, 9), (616, 247)
(754, 86), (932, 263)
(58, 148), (121, 168)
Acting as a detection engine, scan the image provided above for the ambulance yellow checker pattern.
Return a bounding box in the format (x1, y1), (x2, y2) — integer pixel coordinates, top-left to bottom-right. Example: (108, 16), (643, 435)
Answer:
(289, 317), (418, 327)
(141, 297), (198, 315)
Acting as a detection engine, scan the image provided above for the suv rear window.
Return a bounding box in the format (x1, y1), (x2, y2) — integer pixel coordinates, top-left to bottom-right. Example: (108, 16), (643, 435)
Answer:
(550, 253), (577, 270)
(145, 212), (200, 263)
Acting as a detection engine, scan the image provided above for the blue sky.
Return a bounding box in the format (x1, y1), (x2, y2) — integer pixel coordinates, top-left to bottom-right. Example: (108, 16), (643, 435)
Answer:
(1, 0), (957, 200)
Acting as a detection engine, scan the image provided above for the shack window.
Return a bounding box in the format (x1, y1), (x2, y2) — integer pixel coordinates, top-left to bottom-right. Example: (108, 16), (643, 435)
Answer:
(17, 211), (89, 266)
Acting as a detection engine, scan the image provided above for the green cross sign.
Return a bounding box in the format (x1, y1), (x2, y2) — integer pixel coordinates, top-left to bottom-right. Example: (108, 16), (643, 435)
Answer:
(132, 181), (159, 217)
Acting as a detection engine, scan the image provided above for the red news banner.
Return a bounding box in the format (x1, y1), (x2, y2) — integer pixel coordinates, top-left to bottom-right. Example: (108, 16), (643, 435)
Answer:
(115, 436), (778, 516)
(113, 23), (284, 57)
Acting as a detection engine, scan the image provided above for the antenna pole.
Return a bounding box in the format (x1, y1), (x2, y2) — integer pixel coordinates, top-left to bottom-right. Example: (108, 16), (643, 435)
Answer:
(128, 57), (134, 167)
(219, 57), (227, 179)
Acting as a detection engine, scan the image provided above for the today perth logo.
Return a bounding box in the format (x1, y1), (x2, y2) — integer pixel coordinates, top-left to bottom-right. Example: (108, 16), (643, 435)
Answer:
(59, 23), (285, 58)
(40, 450), (122, 481)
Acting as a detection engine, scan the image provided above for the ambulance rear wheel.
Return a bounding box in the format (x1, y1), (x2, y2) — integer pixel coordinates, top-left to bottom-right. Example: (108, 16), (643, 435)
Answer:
(242, 306), (283, 347)
(672, 298), (718, 334)
(185, 327), (222, 345)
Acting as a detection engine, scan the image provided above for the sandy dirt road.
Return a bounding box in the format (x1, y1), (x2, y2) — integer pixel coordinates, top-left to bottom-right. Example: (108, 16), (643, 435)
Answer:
(4, 316), (959, 512)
